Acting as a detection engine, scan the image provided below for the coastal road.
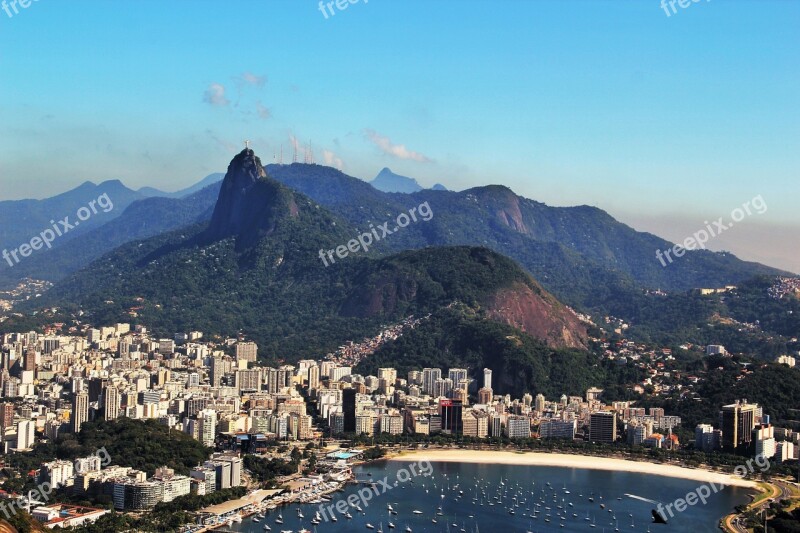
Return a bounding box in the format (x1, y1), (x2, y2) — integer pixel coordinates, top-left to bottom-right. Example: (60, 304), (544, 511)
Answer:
(722, 479), (794, 533)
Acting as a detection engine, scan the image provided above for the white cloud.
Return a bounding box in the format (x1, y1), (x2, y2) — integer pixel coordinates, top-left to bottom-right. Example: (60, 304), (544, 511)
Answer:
(203, 83), (230, 107)
(364, 129), (431, 162)
(323, 149), (344, 170)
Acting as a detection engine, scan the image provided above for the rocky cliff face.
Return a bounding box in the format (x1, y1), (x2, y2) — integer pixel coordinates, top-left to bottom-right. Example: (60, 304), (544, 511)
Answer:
(484, 282), (588, 349)
(205, 148), (298, 248)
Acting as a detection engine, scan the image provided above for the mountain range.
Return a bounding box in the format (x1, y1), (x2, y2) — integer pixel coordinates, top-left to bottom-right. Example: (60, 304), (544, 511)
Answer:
(21, 151), (588, 376)
(1, 152), (794, 373)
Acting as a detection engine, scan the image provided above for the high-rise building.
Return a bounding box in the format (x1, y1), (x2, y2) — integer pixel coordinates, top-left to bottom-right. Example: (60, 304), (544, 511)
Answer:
(505, 415), (531, 438)
(477, 387), (493, 405)
(539, 418), (576, 439)
(439, 399), (463, 435)
(234, 369), (261, 392)
(23, 348), (36, 372)
(104, 386), (121, 420)
(462, 411), (489, 438)
(626, 420), (648, 446)
(489, 414), (502, 437)
(0, 403), (14, 429)
(235, 342), (258, 363)
(721, 401), (758, 451)
(433, 377), (454, 398)
(407, 370), (422, 385)
(308, 364), (320, 391)
(753, 423), (776, 459)
(589, 412), (617, 444)
(16, 420), (35, 449)
(422, 368), (442, 396)
(695, 424), (715, 452)
(343, 388), (357, 433)
(198, 409), (217, 447)
(535, 393), (546, 413)
(776, 441), (795, 463)
(329, 366), (352, 383)
(210, 356), (228, 388)
(483, 368), (492, 390)
(72, 391), (89, 433)
(448, 368), (468, 389)
(378, 368), (397, 386)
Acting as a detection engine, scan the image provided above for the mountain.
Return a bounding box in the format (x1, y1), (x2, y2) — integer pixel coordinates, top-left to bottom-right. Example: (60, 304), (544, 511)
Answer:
(371, 167), (423, 193)
(358, 306), (613, 399)
(204, 149), (300, 248)
(0, 180), (147, 256)
(0, 182), (222, 289)
(137, 173), (224, 199)
(18, 150), (586, 362)
(264, 164), (784, 296)
(431, 183), (448, 191)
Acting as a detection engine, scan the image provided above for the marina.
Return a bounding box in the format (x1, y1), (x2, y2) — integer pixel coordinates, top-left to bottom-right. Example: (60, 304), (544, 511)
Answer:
(213, 460), (753, 533)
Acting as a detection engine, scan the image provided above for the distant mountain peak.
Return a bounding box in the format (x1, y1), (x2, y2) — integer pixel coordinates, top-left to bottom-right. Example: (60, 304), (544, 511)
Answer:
(205, 149), (297, 247)
(371, 167), (423, 193)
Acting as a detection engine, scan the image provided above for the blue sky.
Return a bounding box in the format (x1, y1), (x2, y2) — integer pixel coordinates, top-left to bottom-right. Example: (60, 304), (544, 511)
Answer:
(0, 0), (798, 271)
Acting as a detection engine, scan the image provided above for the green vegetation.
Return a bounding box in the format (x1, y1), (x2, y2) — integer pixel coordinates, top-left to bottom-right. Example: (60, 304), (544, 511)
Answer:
(243, 453), (297, 483)
(637, 356), (800, 429)
(9, 418), (211, 483)
(361, 446), (386, 460)
(9, 227), (559, 362)
(60, 487), (247, 533)
(359, 307), (643, 399)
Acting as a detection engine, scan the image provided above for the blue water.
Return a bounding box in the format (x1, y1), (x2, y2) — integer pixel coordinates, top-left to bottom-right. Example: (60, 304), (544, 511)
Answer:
(226, 460), (752, 533)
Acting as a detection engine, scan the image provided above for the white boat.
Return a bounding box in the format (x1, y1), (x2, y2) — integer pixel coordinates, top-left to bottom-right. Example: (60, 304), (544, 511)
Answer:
(412, 510), (423, 515)
(263, 525), (271, 532)
(366, 524), (375, 529)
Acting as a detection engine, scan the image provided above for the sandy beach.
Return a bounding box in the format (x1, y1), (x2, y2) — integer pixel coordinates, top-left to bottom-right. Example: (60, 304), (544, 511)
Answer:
(388, 450), (759, 488)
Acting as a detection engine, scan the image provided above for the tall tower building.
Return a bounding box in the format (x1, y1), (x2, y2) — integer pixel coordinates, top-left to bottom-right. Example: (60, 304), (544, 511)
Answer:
(104, 386), (121, 420)
(535, 393), (546, 413)
(308, 364), (320, 391)
(721, 400), (758, 451)
(23, 348), (36, 372)
(72, 391), (89, 433)
(0, 403), (14, 429)
(448, 368), (468, 389)
(422, 368), (442, 396)
(198, 409), (217, 447)
(235, 342), (258, 363)
(342, 388), (357, 433)
(483, 368), (492, 390)
(589, 412), (617, 444)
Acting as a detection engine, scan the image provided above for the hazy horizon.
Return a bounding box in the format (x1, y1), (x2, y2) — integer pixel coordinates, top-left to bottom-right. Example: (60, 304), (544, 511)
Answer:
(1, 0), (797, 275)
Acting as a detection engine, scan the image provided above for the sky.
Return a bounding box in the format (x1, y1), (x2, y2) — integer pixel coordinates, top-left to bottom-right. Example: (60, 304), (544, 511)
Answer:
(0, 0), (798, 272)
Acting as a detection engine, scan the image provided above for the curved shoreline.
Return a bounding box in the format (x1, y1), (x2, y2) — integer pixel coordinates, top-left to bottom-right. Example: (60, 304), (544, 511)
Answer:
(387, 450), (759, 489)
